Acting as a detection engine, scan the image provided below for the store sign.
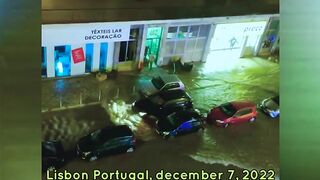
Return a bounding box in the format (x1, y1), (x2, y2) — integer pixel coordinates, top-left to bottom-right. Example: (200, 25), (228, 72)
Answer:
(242, 21), (267, 34)
(42, 23), (131, 46)
(71, 48), (85, 63)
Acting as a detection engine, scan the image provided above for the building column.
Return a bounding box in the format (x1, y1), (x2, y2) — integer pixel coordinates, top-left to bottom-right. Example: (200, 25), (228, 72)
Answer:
(70, 44), (86, 76)
(92, 43), (101, 72)
(158, 24), (169, 66)
(139, 25), (148, 63)
(46, 45), (55, 78)
(202, 23), (216, 63)
(106, 42), (114, 70)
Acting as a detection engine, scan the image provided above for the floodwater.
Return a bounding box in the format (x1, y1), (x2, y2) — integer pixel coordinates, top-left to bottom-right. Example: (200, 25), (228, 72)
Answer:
(42, 57), (279, 179)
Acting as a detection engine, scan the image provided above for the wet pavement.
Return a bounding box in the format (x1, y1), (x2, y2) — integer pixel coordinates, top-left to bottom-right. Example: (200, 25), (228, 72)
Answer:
(42, 56), (279, 179)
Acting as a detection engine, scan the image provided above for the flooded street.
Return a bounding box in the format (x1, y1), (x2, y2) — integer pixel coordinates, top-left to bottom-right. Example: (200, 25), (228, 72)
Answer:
(42, 57), (279, 179)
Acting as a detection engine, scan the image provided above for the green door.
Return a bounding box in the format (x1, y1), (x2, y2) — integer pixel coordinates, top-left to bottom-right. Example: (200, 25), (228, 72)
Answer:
(144, 27), (163, 67)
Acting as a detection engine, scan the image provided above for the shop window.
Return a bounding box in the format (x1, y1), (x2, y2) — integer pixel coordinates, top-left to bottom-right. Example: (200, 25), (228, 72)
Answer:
(196, 39), (207, 51)
(163, 24), (211, 62)
(164, 41), (175, 55)
(177, 26), (188, 39)
(186, 39), (197, 52)
(42, 47), (47, 77)
(85, 43), (93, 73)
(199, 25), (210, 37)
(175, 41), (185, 54)
(100, 43), (108, 70)
(167, 27), (178, 39)
(189, 26), (200, 38)
(54, 45), (71, 77)
(130, 28), (139, 39)
(119, 28), (139, 62)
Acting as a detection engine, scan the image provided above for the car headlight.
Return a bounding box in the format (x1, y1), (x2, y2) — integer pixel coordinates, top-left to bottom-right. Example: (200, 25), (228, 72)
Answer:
(216, 120), (224, 124)
(162, 132), (170, 136)
(83, 152), (90, 156)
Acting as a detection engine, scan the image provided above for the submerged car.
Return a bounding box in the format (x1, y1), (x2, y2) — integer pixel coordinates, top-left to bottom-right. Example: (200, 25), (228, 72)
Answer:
(76, 125), (136, 161)
(133, 89), (192, 118)
(139, 75), (185, 97)
(259, 96), (279, 118)
(156, 109), (205, 139)
(207, 101), (257, 127)
(42, 140), (65, 172)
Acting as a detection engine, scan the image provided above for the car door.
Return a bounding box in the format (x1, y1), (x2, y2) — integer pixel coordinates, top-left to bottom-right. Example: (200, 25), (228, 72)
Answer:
(232, 108), (253, 123)
(101, 138), (118, 155)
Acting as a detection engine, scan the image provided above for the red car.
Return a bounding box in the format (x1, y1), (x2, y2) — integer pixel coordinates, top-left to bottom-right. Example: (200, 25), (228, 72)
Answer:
(207, 101), (257, 127)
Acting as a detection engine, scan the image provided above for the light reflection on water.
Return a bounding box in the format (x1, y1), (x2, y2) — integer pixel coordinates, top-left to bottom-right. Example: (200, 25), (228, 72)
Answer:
(105, 100), (157, 141)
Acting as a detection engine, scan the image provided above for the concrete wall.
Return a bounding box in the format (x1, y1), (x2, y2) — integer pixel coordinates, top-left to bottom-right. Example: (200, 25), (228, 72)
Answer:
(42, 0), (279, 24)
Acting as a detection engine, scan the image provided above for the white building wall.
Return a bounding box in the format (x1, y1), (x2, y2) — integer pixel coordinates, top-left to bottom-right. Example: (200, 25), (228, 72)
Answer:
(106, 43), (114, 70)
(92, 43), (101, 71)
(70, 44), (86, 76)
(46, 45), (55, 78)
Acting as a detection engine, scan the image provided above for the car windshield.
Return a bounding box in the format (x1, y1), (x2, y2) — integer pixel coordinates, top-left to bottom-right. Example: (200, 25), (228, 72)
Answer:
(219, 103), (237, 116)
(272, 96), (279, 105)
(151, 76), (165, 89)
(266, 99), (279, 110)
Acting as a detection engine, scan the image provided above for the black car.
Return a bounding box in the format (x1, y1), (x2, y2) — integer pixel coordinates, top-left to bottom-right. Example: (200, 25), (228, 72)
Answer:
(76, 125), (136, 161)
(42, 140), (65, 172)
(156, 109), (205, 139)
(133, 89), (193, 118)
(259, 96), (280, 118)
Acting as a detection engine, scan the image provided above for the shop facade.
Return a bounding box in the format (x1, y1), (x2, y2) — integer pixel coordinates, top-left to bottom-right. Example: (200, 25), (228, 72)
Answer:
(42, 14), (278, 78)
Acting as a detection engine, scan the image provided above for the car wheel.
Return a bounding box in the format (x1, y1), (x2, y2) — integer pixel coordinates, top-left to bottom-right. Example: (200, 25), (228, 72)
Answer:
(224, 123), (229, 128)
(126, 147), (134, 153)
(89, 155), (98, 162)
(249, 117), (256, 122)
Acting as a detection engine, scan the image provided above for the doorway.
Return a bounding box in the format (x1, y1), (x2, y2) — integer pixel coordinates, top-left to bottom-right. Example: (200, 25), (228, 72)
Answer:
(144, 27), (163, 66)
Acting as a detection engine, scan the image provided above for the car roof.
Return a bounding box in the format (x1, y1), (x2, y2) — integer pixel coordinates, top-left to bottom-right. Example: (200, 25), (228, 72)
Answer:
(159, 75), (181, 83)
(98, 125), (133, 139)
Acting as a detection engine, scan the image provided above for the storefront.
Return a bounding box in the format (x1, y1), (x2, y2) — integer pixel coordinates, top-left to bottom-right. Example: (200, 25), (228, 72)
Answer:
(207, 21), (268, 60)
(41, 23), (133, 78)
(41, 14), (278, 78)
(159, 23), (212, 65)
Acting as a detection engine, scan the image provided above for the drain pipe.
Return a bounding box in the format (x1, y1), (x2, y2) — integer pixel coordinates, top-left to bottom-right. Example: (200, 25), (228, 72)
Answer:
(59, 97), (62, 108)
(99, 90), (102, 101)
(80, 92), (83, 105)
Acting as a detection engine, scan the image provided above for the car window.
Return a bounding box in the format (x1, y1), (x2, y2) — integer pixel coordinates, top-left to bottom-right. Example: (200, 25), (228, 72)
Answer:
(219, 103), (237, 116)
(164, 83), (180, 90)
(234, 108), (252, 117)
(151, 76), (165, 89)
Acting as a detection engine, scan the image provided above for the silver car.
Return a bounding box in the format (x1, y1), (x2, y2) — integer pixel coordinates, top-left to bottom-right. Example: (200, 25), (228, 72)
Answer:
(139, 75), (185, 97)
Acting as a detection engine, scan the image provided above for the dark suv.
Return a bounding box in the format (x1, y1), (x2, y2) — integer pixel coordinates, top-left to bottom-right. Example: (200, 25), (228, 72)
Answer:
(133, 89), (193, 118)
(76, 125), (136, 161)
